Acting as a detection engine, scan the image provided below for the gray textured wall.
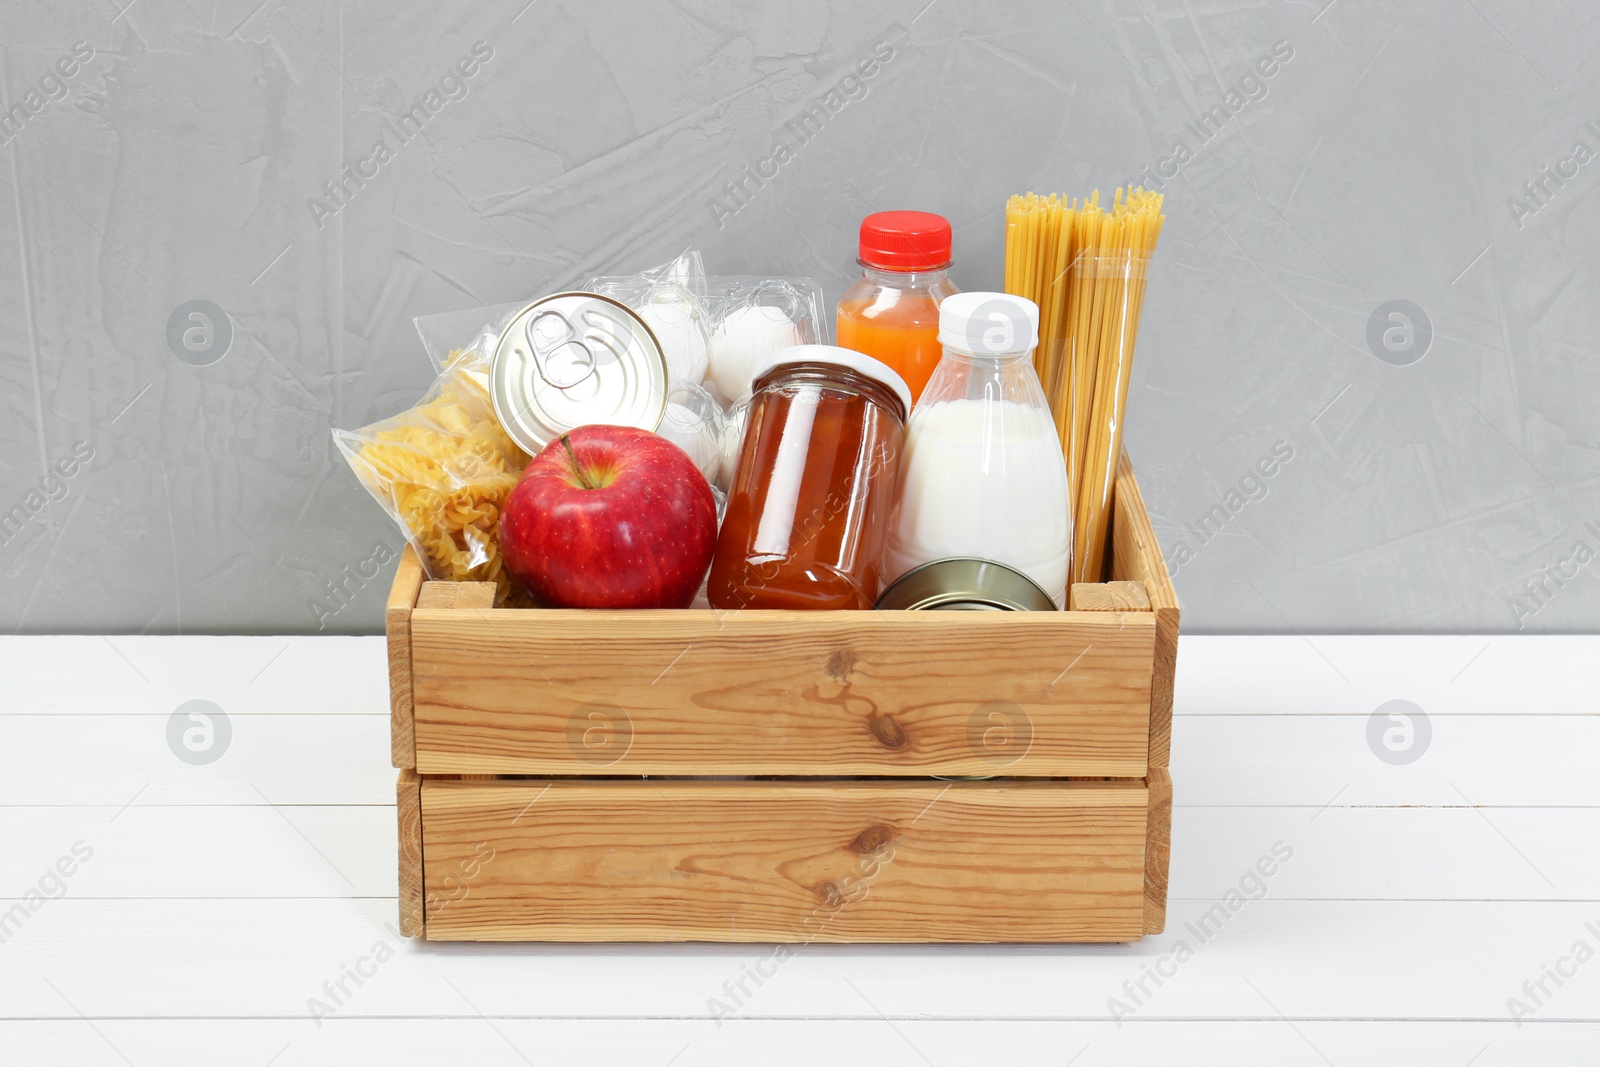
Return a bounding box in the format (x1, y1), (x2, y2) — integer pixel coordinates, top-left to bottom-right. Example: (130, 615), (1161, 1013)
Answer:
(2, 0), (1596, 635)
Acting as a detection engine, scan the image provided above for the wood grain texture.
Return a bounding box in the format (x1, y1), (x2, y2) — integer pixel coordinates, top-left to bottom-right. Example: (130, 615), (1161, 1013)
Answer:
(410, 609), (1154, 777)
(419, 777), (1149, 943)
(396, 768), (424, 938)
(1070, 581), (1151, 612)
(1143, 766), (1172, 935)
(1110, 450), (1179, 769)
(386, 547), (425, 770)
(416, 581), (496, 610)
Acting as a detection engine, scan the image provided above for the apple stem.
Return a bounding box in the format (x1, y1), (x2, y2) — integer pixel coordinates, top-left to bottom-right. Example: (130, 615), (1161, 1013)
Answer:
(559, 433), (599, 490)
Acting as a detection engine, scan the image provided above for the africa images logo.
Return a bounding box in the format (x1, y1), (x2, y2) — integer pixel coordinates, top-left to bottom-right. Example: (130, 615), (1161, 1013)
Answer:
(1129, 40), (1294, 191)
(707, 27), (905, 228)
(306, 42), (495, 229)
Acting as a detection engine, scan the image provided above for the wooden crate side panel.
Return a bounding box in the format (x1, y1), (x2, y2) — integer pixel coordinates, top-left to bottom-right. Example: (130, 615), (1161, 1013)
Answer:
(1070, 581), (1151, 612)
(411, 609), (1154, 777)
(1111, 451), (1179, 769)
(416, 581), (496, 610)
(396, 768), (424, 938)
(386, 548), (426, 770)
(1143, 766), (1172, 935)
(419, 778), (1148, 943)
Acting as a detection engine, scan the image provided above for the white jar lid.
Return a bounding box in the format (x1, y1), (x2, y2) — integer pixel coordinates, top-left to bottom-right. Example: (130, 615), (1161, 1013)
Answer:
(937, 292), (1039, 355)
(752, 344), (913, 416)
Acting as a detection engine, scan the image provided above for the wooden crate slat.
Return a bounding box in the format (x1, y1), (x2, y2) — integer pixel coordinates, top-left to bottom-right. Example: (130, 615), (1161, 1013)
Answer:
(419, 777), (1149, 943)
(1110, 449), (1180, 769)
(411, 608), (1154, 777)
(396, 768), (424, 938)
(1143, 765), (1172, 934)
(385, 547), (426, 770)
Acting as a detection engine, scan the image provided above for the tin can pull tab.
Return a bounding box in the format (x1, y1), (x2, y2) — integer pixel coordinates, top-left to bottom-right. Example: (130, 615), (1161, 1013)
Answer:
(524, 308), (598, 390)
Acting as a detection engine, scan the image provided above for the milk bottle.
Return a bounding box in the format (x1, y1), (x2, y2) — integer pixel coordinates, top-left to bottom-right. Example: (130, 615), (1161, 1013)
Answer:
(882, 293), (1072, 607)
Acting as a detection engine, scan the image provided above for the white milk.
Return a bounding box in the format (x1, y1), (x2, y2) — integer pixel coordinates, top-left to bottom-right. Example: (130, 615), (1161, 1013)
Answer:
(884, 397), (1071, 606)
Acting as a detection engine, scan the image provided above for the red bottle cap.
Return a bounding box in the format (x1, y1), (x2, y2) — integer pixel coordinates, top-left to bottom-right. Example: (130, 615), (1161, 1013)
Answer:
(857, 210), (953, 271)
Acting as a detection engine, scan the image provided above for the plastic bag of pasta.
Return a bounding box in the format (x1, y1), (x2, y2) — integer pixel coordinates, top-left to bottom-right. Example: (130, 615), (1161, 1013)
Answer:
(332, 337), (530, 602)
(413, 300), (526, 372)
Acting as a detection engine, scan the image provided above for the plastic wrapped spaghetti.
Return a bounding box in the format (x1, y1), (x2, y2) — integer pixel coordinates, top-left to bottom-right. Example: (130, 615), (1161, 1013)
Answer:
(332, 337), (530, 601)
(1005, 188), (1163, 582)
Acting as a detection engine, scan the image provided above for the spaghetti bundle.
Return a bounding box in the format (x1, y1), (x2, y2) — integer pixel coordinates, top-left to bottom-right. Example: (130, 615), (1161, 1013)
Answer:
(1005, 186), (1164, 584)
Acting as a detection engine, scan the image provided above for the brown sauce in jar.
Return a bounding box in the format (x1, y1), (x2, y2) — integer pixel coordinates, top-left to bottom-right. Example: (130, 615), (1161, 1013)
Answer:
(708, 361), (906, 610)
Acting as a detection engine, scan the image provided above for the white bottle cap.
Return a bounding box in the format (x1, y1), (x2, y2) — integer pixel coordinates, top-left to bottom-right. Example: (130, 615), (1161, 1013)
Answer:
(937, 292), (1040, 355)
(752, 344), (914, 417)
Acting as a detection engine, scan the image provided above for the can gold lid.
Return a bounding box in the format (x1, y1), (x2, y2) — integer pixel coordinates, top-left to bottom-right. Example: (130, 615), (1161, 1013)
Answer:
(874, 558), (1057, 612)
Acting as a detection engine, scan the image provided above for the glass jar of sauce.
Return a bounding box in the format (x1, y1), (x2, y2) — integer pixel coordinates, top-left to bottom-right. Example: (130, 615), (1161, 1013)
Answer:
(708, 345), (911, 610)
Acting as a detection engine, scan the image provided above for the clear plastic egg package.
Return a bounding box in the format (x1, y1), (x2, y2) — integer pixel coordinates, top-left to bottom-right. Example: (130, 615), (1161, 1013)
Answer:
(584, 251), (711, 385)
(698, 276), (827, 406)
(584, 253), (828, 407)
(584, 253), (826, 500)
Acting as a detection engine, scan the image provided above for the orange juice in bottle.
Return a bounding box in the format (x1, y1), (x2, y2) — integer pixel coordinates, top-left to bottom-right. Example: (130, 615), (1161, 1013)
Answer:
(836, 211), (958, 402)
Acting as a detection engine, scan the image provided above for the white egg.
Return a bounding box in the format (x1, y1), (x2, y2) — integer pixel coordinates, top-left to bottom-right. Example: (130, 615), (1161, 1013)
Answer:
(637, 300), (710, 384)
(655, 381), (726, 485)
(708, 304), (803, 402)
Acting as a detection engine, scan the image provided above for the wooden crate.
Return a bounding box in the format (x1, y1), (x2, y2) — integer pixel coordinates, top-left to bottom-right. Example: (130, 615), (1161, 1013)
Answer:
(388, 449), (1178, 942)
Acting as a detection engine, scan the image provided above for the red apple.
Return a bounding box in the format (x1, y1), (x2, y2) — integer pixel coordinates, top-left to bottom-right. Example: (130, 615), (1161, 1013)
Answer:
(499, 425), (717, 609)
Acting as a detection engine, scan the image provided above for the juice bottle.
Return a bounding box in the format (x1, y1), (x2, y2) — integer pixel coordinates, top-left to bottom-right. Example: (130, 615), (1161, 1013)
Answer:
(836, 211), (958, 402)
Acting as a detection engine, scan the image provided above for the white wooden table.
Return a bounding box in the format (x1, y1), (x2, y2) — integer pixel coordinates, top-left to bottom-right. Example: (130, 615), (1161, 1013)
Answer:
(2, 635), (1595, 1064)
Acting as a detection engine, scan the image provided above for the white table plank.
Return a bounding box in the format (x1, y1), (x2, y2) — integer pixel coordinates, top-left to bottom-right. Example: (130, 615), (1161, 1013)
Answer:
(0, 636), (388, 716)
(1172, 714), (1600, 806)
(4, 805), (395, 899)
(1170, 805), (1599, 901)
(0, 714), (392, 805)
(1174, 635), (1600, 715)
(1, 1019), (1592, 1067)
(3, 898), (1598, 1022)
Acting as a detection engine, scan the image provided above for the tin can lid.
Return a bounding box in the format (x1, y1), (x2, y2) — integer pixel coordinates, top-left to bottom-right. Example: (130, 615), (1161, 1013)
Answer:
(874, 557), (1058, 611)
(489, 292), (669, 454)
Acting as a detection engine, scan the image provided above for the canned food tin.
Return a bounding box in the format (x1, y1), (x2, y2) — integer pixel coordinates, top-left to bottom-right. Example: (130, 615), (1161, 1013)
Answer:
(873, 557), (1057, 611)
(489, 292), (669, 454)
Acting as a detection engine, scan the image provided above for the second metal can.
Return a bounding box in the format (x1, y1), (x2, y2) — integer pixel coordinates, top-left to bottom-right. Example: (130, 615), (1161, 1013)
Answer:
(873, 557), (1058, 611)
